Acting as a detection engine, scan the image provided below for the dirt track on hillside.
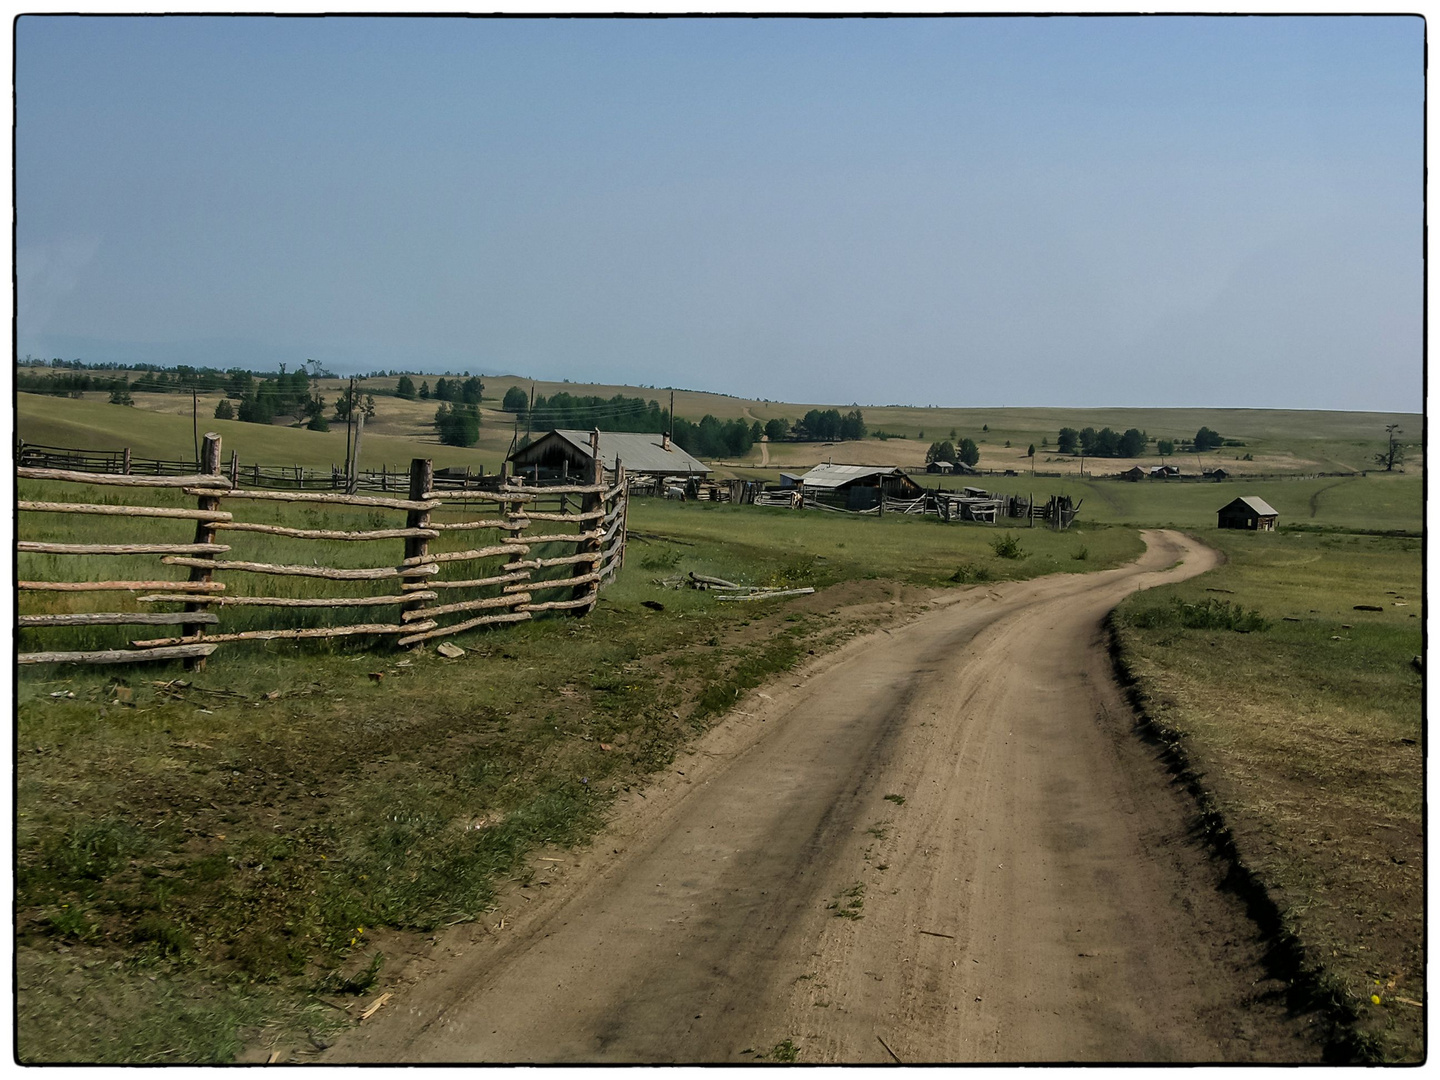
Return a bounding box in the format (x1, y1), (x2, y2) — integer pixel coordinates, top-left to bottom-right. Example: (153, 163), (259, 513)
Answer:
(321, 530), (1324, 1064)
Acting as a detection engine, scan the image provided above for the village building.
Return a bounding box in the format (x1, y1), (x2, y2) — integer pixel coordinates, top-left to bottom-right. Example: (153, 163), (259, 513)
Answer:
(1205, 468), (1229, 481)
(799, 463), (925, 511)
(1121, 465), (1147, 482)
(1150, 465), (1181, 479)
(506, 429), (711, 485)
(1217, 495), (1279, 531)
(927, 460), (955, 474)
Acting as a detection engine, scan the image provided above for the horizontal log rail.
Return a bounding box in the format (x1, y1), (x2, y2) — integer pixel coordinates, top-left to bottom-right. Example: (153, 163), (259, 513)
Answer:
(138, 591), (436, 607)
(521, 571), (603, 593)
(213, 522), (441, 541)
(520, 508), (606, 524)
(20, 579), (226, 593)
(19, 611), (221, 627)
(20, 467), (231, 489)
(395, 609), (532, 647)
(429, 517), (527, 531)
(185, 488), (438, 512)
(403, 569), (533, 591)
(401, 592), (530, 621)
(519, 594), (598, 613)
(522, 528), (604, 546)
(400, 543), (528, 567)
(19, 541), (231, 556)
(130, 622), (439, 648)
(18, 501), (234, 522)
(163, 556), (439, 580)
(20, 643), (218, 666)
(422, 489), (533, 503)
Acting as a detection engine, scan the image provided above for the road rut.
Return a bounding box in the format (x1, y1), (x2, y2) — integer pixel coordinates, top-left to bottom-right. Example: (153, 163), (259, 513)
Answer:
(324, 529), (1322, 1063)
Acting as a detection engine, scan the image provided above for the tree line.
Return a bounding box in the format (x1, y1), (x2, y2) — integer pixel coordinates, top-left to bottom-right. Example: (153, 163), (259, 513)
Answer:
(1053, 425), (1227, 458)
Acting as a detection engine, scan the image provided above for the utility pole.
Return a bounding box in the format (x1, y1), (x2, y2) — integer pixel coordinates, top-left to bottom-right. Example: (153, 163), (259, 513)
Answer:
(527, 383), (535, 439)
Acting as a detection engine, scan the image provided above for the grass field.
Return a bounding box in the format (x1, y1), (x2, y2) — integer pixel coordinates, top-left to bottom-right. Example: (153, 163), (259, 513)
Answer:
(15, 498), (1142, 1062)
(1112, 529), (1423, 1061)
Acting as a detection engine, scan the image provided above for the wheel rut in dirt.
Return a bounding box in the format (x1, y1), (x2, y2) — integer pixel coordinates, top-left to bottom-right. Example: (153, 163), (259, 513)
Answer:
(322, 530), (1326, 1064)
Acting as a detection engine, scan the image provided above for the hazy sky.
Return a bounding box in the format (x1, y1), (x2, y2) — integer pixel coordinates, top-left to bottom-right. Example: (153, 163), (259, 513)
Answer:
(15, 15), (1423, 411)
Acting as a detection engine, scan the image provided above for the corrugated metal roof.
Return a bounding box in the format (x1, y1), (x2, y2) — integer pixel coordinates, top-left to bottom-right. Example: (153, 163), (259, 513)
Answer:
(510, 429), (711, 475)
(799, 464), (906, 490)
(1226, 495), (1278, 517)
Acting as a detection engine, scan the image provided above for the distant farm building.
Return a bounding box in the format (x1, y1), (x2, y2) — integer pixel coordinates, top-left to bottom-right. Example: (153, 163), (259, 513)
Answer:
(1121, 466), (1147, 482)
(1217, 496), (1279, 531)
(507, 430), (711, 485)
(1205, 468), (1230, 481)
(799, 464), (925, 511)
(1150, 465), (1181, 479)
(778, 472), (806, 488)
(927, 460), (955, 474)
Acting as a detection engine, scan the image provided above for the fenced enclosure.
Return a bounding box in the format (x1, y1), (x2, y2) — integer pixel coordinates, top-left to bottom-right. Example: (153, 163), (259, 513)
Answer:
(752, 485), (1081, 528)
(18, 433), (628, 667)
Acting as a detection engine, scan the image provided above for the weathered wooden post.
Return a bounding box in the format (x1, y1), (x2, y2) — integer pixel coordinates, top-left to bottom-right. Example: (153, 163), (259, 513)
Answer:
(183, 432), (223, 669)
(571, 429), (604, 613)
(228, 450), (239, 487)
(122, 447), (132, 475)
(400, 457), (434, 635)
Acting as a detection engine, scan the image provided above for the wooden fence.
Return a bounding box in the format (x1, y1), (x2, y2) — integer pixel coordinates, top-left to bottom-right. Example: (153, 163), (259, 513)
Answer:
(15, 439), (500, 494)
(17, 431), (628, 667)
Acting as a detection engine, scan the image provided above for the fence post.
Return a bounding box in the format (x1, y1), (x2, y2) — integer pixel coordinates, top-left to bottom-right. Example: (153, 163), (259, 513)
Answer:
(123, 447), (132, 475)
(184, 432), (223, 670)
(571, 430), (604, 613)
(400, 458), (434, 638)
(228, 450), (239, 487)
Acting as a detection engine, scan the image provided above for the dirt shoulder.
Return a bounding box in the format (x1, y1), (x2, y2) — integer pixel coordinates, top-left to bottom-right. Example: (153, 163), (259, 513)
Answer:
(315, 530), (1327, 1064)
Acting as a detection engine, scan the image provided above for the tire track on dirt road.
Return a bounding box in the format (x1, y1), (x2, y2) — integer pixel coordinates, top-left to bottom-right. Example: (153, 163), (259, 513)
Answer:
(323, 530), (1325, 1064)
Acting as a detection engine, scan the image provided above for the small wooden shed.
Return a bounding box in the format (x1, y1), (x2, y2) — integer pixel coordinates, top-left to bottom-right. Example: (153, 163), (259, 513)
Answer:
(1121, 465), (1147, 482)
(1217, 495), (1278, 531)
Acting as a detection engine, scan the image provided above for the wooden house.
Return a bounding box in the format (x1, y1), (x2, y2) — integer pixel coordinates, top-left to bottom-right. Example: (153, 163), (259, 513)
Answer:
(1217, 495), (1278, 531)
(507, 429), (710, 485)
(799, 464), (925, 511)
(1121, 465), (1147, 482)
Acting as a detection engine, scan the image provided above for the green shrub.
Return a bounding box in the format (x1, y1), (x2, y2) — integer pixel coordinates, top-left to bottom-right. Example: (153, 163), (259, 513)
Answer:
(1129, 597), (1269, 633)
(1072, 546), (1089, 561)
(991, 533), (1026, 560)
(948, 563), (992, 584)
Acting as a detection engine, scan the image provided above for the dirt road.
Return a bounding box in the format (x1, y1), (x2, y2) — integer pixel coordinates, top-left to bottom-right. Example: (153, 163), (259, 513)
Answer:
(323, 530), (1323, 1064)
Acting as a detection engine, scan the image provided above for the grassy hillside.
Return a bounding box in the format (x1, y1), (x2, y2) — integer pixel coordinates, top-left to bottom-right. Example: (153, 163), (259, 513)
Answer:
(20, 370), (1420, 479)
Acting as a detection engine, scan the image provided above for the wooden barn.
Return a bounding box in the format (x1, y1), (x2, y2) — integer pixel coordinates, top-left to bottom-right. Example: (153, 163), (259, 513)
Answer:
(799, 464), (925, 511)
(1121, 465), (1147, 482)
(507, 429), (711, 485)
(1217, 495), (1279, 531)
(927, 460), (955, 474)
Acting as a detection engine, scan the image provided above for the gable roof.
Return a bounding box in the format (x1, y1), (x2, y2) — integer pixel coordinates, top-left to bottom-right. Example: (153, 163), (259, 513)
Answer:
(509, 430), (710, 475)
(1222, 495), (1278, 517)
(799, 464), (907, 490)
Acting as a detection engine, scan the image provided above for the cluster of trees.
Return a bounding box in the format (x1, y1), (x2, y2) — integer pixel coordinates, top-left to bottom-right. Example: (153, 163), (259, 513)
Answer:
(223, 369), (327, 428)
(1056, 426), (1148, 458)
(925, 438), (980, 467)
(504, 390), (673, 435)
(1053, 425), (1227, 458)
(434, 402), (482, 447)
(672, 416), (761, 458)
(795, 408), (866, 442)
(421, 376), (484, 404)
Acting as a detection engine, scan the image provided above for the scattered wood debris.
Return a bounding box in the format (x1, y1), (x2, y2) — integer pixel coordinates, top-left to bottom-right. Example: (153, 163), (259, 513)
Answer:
(359, 992), (392, 1021)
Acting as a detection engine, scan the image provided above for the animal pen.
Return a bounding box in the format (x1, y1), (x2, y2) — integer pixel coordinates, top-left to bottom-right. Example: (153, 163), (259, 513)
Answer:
(17, 431), (628, 667)
(756, 482), (1081, 529)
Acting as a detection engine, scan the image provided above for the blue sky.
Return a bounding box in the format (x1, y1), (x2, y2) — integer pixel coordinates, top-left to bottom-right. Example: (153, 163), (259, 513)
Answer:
(15, 15), (1423, 411)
